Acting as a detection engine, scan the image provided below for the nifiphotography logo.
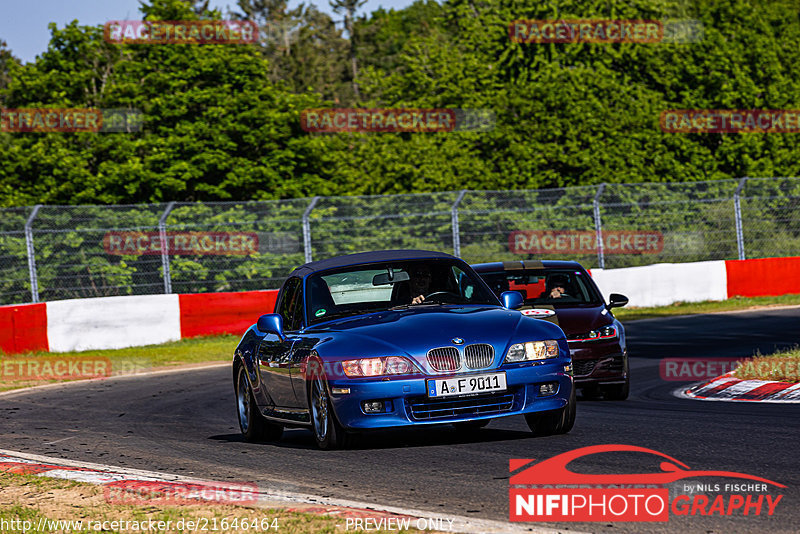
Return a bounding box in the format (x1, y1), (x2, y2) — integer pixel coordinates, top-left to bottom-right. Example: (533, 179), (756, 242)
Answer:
(509, 444), (785, 522)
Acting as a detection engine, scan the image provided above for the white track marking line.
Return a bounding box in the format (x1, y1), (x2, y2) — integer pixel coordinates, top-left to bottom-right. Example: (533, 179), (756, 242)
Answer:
(0, 449), (193, 481)
(43, 436), (76, 445)
(0, 448), (583, 534)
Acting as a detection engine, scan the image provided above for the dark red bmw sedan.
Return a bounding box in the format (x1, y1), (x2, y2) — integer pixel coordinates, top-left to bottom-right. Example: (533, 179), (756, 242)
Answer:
(472, 260), (630, 400)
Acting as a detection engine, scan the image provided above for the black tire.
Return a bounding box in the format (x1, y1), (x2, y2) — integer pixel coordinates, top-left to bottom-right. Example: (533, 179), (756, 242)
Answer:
(525, 385), (576, 436)
(308, 367), (353, 450)
(235, 365), (283, 442)
(453, 419), (491, 433)
(602, 378), (630, 401)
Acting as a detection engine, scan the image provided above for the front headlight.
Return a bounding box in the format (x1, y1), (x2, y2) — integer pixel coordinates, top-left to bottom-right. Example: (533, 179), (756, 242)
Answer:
(341, 356), (419, 377)
(504, 340), (560, 363)
(569, 325), (618, 342)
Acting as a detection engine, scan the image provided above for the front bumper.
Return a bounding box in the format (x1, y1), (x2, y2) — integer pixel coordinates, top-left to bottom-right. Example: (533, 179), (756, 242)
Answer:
(327, 359), (573, 430)
(568, 340), (627, 387)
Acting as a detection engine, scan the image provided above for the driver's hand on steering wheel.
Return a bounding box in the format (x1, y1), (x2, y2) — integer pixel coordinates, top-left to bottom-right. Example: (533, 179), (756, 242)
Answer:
(411, 294), (426, 305)
(549, 287), (566, 298)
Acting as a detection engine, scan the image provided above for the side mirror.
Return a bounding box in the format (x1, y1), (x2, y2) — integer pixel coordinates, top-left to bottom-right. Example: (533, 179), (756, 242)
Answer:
(500, 291), (524, 310)
(257, 313), (285, 339)
(608, 293), (629, 309)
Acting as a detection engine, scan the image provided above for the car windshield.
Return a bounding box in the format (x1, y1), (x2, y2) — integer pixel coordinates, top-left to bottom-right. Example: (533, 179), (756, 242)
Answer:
(479, 268), (603, 307)
(306, 259), (499, 324)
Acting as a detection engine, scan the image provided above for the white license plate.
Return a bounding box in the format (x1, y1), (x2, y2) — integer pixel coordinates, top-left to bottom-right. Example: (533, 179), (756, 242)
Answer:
(427, 372), (507, 398)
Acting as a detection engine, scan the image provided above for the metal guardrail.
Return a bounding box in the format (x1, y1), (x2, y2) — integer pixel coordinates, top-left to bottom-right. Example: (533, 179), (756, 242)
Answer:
(1, 177), (799, 306)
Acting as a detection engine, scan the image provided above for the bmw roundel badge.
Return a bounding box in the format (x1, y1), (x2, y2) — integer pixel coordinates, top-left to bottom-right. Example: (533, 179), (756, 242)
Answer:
(452, 337), (464, 345)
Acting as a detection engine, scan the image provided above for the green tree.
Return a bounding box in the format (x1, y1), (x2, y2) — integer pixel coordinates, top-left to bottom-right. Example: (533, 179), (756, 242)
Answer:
(0, 0), (330, 205)
(0, 39), (18, 105)
(330, 0), (367, 100)
(237, 0), (350, 103)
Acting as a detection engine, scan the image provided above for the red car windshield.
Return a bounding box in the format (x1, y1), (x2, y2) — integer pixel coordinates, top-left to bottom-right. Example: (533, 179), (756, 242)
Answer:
(479, 269), (603, 306)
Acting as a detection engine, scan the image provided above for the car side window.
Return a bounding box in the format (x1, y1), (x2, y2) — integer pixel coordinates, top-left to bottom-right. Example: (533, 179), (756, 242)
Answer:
(276, 278), (301, 330)
(452, 266), (475, 301)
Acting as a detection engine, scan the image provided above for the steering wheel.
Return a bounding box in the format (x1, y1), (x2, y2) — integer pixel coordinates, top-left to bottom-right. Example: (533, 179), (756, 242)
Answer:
(421, 291), (460, 303)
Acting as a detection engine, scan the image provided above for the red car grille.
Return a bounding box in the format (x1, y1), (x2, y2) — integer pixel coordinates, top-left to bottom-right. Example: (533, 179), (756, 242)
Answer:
(573, 359), (597, 376)
(427, 347), (460, 372)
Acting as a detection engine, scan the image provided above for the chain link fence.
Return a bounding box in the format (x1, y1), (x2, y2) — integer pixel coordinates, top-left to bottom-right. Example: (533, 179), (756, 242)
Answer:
(1, 177), (799, 306)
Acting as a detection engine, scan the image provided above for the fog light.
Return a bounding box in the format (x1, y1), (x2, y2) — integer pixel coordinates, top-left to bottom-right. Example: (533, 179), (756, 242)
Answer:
(539, 383), (558, 396)
(362, 400), (385, 413)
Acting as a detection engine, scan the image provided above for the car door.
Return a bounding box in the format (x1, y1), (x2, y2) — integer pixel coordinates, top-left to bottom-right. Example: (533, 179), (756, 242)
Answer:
(280, 278), (309, 409)
(257, 277), (301, 408)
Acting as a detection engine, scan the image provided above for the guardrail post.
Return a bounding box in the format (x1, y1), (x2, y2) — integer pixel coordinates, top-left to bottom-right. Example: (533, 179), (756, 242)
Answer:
(159, 201), (176, 294)
(593, 183), (606, 269)
(25, 204), (42, 303)
(451, 190), (467, 257)
(303, 196), (321, 264)
(734, 177), (748, 260)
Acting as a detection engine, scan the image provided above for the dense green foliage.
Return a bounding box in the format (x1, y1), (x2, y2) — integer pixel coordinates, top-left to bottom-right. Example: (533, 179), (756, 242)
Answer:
(1, 0), (800, 205)
(2, 0), (800, 306)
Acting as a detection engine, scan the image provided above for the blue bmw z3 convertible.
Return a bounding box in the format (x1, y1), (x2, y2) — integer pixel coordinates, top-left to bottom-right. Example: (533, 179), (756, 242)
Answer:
(233, 249), (576, 449)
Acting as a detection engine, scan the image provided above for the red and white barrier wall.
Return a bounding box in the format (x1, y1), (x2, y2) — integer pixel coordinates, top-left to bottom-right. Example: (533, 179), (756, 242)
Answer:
(0, 290), (278, 355)
(2, 256), (799, 355)
(591, 256), (800, 308)
(591, 261), (728, 307)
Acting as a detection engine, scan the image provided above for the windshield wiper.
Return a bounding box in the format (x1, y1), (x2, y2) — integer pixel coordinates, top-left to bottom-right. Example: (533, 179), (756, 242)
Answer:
(390, 301), (466, 310)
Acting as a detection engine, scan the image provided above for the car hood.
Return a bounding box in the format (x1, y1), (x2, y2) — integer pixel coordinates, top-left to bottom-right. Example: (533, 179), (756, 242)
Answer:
(535, 304), (613, 335)
(306, 305), (565, 365)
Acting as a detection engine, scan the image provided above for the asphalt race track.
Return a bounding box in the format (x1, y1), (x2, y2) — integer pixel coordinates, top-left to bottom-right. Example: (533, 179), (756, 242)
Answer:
(2, 307), (800, 533)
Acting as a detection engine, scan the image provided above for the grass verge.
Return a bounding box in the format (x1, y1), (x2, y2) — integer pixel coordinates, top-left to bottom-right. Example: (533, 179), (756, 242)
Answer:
(732, 347), (800, 382)
(0, 470), (420, 534)
(0, 335), (237, 392)
(614, 293), (800, 322)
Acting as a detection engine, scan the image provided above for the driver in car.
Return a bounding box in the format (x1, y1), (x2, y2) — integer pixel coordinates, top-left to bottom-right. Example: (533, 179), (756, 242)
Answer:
(544, 273), (571, 299)
(410, 266), (433, 304)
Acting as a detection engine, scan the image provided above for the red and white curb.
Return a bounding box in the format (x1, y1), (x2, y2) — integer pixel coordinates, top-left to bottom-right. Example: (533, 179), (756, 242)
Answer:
(678, 372), (800, 403)
(0, 449), (569, 534)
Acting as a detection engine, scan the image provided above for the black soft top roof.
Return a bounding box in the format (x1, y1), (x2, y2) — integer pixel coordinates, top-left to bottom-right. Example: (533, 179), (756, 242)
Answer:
(290, 249), (457, 277)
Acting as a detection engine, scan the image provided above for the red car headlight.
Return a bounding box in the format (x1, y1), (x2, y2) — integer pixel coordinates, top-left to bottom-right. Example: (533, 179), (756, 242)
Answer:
(342, 356), (418, 377)
(569, 325), (618, 342)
